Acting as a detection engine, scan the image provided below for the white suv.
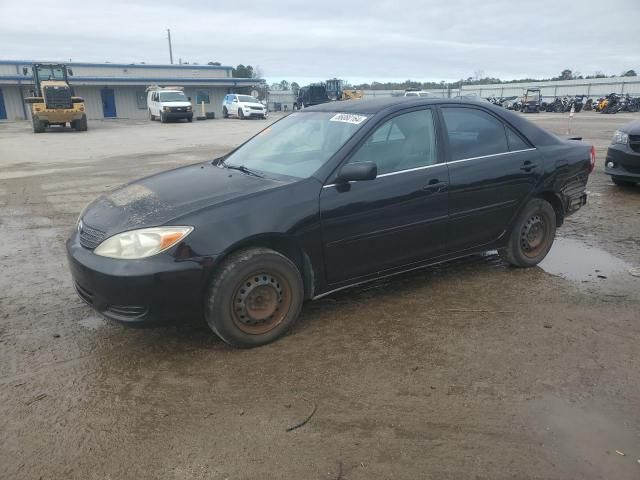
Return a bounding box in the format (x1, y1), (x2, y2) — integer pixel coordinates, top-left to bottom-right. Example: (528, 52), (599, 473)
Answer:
(222, 94), (267, 119)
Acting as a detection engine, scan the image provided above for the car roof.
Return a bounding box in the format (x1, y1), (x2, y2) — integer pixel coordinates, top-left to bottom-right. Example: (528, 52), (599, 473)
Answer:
(304, 97), (562, 147)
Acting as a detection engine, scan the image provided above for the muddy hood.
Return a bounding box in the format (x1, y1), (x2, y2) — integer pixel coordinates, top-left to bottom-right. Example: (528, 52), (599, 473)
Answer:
(81, 162), (284, 235)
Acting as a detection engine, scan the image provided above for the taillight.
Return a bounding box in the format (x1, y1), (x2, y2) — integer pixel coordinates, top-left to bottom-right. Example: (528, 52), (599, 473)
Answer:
(589, 145), (596, 174)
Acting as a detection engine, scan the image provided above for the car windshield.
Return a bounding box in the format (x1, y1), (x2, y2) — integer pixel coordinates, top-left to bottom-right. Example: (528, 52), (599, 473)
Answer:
(36, 65), (66, 81)
(418, 92), (431, 97)
(223, 112), (368, 179)
(160, 91), (187, 101)
(238, 95), (258, 103)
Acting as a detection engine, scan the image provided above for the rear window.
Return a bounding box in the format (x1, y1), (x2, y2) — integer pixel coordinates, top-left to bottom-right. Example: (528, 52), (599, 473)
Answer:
(442, 107), (509, 161)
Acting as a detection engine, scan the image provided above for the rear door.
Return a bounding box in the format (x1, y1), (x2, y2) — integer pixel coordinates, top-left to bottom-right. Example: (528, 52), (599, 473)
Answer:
(440, 105), (542, 252)
(320, 108), (449, 284)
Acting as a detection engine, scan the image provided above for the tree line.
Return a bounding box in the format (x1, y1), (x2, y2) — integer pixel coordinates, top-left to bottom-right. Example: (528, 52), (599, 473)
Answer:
(223, 65), (637, 92)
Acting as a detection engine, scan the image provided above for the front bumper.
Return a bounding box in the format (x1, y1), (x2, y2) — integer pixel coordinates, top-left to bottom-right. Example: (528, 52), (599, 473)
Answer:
(163, 111), (193, 120)
(66, 231), (209, 325)
(605, 144), (640, 179)
(243, 109), (267, 117)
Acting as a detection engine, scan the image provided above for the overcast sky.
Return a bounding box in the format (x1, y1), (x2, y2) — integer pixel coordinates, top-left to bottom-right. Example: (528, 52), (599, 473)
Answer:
(1, 0), (638, 85)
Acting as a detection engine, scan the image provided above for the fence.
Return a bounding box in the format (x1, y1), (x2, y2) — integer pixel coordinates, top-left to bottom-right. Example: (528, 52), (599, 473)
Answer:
(362, 76), (640, 101)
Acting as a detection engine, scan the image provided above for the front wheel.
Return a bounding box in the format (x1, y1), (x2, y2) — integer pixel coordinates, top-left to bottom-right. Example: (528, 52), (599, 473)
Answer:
(238, 109), (244, 120)
(204, 248), (304, 348)
(160, 112), (167, 123)
(32, 115), (45, 133)
(499, 198), (556, 267)
(75, 114), (88, 131)
(222, 107), (228, 118)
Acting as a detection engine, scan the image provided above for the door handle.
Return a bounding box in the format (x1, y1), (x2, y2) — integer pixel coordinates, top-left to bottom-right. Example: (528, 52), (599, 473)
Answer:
(423, 180), (448, 194)
(520, 160), (538, 172)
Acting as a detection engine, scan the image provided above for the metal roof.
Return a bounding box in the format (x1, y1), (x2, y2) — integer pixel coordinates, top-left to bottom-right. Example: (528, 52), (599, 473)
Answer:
(0, 59), (232, 70)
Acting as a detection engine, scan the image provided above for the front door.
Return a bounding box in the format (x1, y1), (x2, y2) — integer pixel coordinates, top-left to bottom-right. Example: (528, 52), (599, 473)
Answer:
(320, 108), (449, 284)
(101, 88), (117, 118)
(0, 88), (7, 120)
(440, 105), (542, 252)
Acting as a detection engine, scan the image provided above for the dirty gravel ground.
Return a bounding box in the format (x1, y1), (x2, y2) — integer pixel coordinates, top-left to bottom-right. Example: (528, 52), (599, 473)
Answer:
(1, 112), (639, 480)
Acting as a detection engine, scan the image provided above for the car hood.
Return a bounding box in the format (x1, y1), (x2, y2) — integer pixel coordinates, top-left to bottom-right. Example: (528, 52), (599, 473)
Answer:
(81, 162), (286, 235)
(161, 101), (192, 107)
(241, 102), (264, 108)
(620, 120), (640, 135)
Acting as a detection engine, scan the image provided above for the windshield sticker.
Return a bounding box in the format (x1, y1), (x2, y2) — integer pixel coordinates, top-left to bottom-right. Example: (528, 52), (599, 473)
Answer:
(329, 113), (368, 125)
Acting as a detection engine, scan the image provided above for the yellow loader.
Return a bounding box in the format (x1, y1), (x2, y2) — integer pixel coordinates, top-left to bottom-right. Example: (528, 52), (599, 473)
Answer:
(24, 63), (87, 133)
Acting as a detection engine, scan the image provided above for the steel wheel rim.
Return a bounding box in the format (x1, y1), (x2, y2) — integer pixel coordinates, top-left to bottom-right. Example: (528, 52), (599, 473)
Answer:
(520, 213), (550, 258)
(230, 272), (291, 335)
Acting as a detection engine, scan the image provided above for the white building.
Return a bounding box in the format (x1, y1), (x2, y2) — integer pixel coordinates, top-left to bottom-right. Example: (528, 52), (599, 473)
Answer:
(0, 60), (262, 122)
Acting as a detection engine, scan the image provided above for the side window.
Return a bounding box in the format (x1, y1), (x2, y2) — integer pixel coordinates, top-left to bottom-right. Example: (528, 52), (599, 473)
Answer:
(441, 108), (508, 161)
(506, 125), (530, 151)
(348, 109), (437, 175)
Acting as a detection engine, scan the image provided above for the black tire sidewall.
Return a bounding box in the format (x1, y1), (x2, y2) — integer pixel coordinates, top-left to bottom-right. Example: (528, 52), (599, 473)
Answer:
(504, 199), (556, 267)
(205, 249), (304, 348)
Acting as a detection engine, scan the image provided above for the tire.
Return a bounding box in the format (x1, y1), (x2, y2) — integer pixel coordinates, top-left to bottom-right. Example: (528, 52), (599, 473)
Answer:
(611, 176), (636, 187)
(238, 109), (244, 120)
(160, 112), (167, 123)
(204, 247), (304, 348)
(499, 198), (557, 268)
(223, 107), (229, 118)
(149, 109), (155, 121)
(75, 114), (88, 131)
(32, 115), (45, 133)
(187, 116), (193, 123)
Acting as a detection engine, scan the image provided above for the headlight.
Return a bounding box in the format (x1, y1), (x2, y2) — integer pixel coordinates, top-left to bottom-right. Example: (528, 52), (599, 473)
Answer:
(163, 106), (170, 112)
(612, 130), (629, 145)
(94, 226), (193, 259)
(186, 106), (192, 111)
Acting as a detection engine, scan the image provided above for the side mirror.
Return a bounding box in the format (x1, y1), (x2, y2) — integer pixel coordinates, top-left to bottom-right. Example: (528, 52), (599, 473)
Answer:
(188, 97), (192, 101)
(67, 68), (73, 76)
(337, 162), (377, 182)
(22, 67), (28, 76)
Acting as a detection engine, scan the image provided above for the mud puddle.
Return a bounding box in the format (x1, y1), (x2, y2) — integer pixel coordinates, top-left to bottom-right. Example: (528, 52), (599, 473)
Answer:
(526, 396), (640, 479)
(539, 237), (636, 288)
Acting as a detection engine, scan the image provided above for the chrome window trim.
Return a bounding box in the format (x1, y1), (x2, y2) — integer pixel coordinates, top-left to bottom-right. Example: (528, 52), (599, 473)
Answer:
(321, 148), (537, 189)
(446, 148), (536, 165)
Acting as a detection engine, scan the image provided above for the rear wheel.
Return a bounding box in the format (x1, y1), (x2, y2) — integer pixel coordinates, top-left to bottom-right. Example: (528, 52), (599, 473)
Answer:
(499, 198), (556, 267)
(204, 248), (304, 348)
(611, 176), (637, 187)
(32, 115), (45, 133)
(149, 109), (155, 121)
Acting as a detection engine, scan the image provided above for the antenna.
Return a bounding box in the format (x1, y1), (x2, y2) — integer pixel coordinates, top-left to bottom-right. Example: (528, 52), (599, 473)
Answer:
(167, 28), (174, 65)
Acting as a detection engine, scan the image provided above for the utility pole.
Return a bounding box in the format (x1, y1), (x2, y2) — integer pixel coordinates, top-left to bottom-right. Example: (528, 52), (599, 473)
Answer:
(167, 28), (174, 64)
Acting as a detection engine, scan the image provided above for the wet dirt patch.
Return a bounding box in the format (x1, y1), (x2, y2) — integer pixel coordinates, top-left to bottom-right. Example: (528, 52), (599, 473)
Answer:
(539, 237), (634, 285)
(526, 395), (640, 479)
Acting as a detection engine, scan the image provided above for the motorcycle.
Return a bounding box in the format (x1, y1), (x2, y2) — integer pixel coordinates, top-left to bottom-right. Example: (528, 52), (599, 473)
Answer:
(601, 93), (621, 114)
(583, 98), (594, 111)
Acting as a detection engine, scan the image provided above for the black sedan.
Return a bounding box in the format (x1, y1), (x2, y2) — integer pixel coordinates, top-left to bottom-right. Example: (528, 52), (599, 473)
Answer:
(605, 119), (640, 186)
(67, 98), (594, 348)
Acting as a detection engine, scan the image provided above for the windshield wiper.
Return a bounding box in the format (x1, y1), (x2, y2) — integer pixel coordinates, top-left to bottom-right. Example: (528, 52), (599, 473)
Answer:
(223, 163), (265, 178)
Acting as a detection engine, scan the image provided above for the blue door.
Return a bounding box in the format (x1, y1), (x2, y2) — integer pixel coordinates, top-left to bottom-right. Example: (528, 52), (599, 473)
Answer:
(0, 88), (7, 120)
(101, 88), (117, 118)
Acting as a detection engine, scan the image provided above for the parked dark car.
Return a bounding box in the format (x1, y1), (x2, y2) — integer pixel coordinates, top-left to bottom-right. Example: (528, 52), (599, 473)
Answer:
(605, 119), (640, 186)
(293, 84), (330, 110)
(67, 98), (594, 347)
